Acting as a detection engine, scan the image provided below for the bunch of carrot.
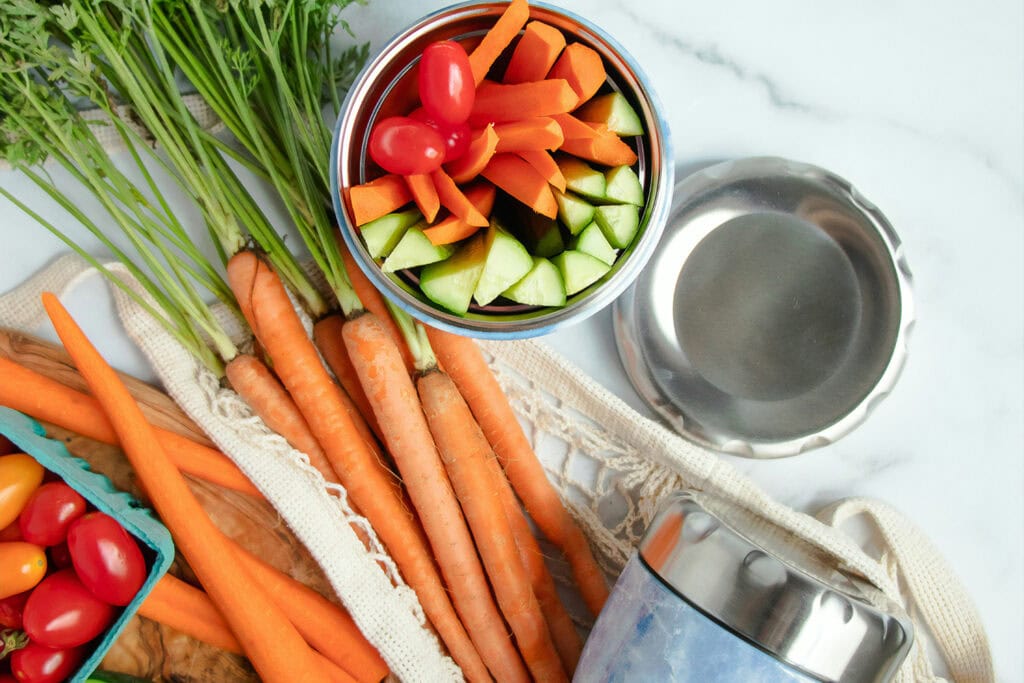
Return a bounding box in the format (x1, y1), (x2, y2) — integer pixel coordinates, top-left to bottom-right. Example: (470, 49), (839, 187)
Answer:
(2, 0), (615, 681)
(348, 0), (638, 246)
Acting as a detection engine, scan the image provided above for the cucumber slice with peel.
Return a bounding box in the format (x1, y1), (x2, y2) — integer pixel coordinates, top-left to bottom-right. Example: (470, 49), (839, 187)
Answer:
(474, 223), (535, 306)
(419, 233), (487, 315)
(383, 226), (455, 272)
(603, 165), (644, 206)
(359, 209), (422, 259)
(556, 156), (605, 201)
(503, 257), (566, 307)
(575, 92), (644, 137)
(552, 250), (611, 295)
(554, 190), (595, 235)
(571, 222), (619, 265)
(594, 204), (640, 249)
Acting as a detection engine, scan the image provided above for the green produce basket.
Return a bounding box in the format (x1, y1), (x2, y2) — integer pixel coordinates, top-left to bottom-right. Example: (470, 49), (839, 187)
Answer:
(0, 407), (175, 682)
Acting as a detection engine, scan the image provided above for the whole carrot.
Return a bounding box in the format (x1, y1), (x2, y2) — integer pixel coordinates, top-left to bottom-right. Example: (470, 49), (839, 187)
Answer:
(225, 251), (490, 682)
(225, 353), (340, 485)
(312, 314), (383, 443)
(41, 293), (337, 683)
(344, 314), (528, 683)
(424, 327), (610, 616)
(0, 357), (259, 497)
(418, 369), (566, 682)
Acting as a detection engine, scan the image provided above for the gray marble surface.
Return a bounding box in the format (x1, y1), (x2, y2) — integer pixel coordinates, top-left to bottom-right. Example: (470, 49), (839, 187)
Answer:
(1, 0), (1021, 679)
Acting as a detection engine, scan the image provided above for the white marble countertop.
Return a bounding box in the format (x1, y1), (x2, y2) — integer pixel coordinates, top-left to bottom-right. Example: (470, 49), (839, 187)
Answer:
(1, 0), (1020, 679)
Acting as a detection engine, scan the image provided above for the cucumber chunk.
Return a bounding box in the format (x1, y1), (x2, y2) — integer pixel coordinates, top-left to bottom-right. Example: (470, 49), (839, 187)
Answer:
(556, 156), (605, 201)
(603, 165), (644, 206)
(575, 92), (644, 137)
(594, 204), (640, 249)
(503, 257), (566, 307)
(474, 223), (535, 307)
(359, 209), (422, 259)
(571, 222), (619, 265)
(554, 189), (596, 235)
(419, 233), (487, 315)
(518, 213), (565, 258)
(552, 250), (612, 296)
(382, 226), (455, 272)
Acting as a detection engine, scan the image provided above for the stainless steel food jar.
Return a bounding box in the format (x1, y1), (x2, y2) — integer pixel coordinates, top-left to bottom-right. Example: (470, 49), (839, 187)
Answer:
(575, 491), (913, 682)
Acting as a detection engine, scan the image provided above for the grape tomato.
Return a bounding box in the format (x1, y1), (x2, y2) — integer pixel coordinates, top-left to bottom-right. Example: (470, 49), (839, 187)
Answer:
(418, 41), (475, 124)
(409, 109), (471, 162)
(18, 484), (86, 547)
(22, 569), (114, 649)
(0, 592), (29, 630)
(0, 543), (47, 600)
(368, 116), (446, 176)
(0, 455), (45, 531)
(8, 642), (85, 683)
(67, 513), (145, 606)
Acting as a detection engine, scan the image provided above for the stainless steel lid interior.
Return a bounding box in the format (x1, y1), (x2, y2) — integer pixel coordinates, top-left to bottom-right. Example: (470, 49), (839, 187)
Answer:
(614, 157), (914, 457)
(640, 491), (914, 683)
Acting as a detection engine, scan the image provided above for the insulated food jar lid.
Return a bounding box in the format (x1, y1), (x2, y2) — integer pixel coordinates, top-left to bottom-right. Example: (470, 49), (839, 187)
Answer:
(613, 157), (914, 458)
(640, 490), (914, 683)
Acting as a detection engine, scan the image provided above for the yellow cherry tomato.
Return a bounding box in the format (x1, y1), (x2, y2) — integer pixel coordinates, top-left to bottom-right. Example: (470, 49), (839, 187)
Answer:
(0, 541), (48, 599)
(0, 453), (45, 530)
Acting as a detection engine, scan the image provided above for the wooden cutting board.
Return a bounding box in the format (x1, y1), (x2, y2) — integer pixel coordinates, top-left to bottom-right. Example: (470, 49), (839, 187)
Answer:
(1, 329), (339, 682)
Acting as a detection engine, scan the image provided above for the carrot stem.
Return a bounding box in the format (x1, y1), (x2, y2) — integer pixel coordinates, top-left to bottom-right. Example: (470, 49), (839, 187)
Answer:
(41, 292), (334, 683)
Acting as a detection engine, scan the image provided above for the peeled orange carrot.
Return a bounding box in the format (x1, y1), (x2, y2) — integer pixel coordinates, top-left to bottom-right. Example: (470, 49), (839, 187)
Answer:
(350, 175), (412, 226)
(432, 168), (489, 227)
(481, 154), (558, 219)
(559, 129), (638, 166)
(423, 183), (497, 246)
(404, 173), (440, 222)
(469, 79), (578, 126)
(548, 43), (606, 105)
(468, 0), (530, 84)
(445, 124), (499, 184)
(517, 150), (567, 192)
(503, 21), (566, 84)
(494, 117), (564, 153)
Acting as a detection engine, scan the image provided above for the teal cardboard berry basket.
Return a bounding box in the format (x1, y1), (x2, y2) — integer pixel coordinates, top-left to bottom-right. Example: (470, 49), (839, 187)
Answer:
(0, 407), (175, 682)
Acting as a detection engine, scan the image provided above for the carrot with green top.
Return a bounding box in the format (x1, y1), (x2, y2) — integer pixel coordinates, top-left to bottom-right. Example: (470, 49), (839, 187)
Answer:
(344, 313), (529, 683)
(41, 292), (340, 683)
(419, 369), (567, 682)
(424, 327), (609, 616)
(226, 251), (490, 682)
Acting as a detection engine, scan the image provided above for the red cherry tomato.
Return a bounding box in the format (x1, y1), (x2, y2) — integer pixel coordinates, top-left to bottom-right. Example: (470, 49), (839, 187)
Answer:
(0, 592), (29, 629)
(22, 569), (115, 648)
(8, 642), (85, 683)
(409, 108), (471, 162)
(47, 542), (72, 570)
(418, 41), (475, 124)
(18, 483), (86, 547)
(67, 513), (146, 606)
(368, 116), (446, 175)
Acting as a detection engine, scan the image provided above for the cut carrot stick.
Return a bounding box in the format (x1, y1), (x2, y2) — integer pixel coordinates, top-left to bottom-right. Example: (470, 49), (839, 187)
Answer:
(494, 117), (564, 153)
(558, 131), (638, 167)
(313, 315), (383, 443)
(349, 175), (412, 226)
(225, 353), (340, 485)
(432, 167), (489, 227)
(41, 293), (337, 683)
(517, 150), (567, 192)
(547, 43), (606, 105)
(550, 112), (600, 141)
(468, 0), (530, 84)
(503, 21), (566, 84)
(481, 153), (558, 219)
(424, 327), (609, 616)
(226, 253), (489, 682)
(336, 237), (415, 374)
(446, 124), (499, 184)
(404, 173), (440, 223)
(0, 357), (259, 497)
(423, 183), (497, 246)
(419, 370), (567, 682)
(141, 575), (243, 654)
(344, 314), (528, 683)
(469, 79), (579, 127)
(224, 536), (389, 683)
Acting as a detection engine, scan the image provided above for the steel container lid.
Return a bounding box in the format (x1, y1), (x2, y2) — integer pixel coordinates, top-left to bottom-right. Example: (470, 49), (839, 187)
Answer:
(640, 490), (914, 683)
